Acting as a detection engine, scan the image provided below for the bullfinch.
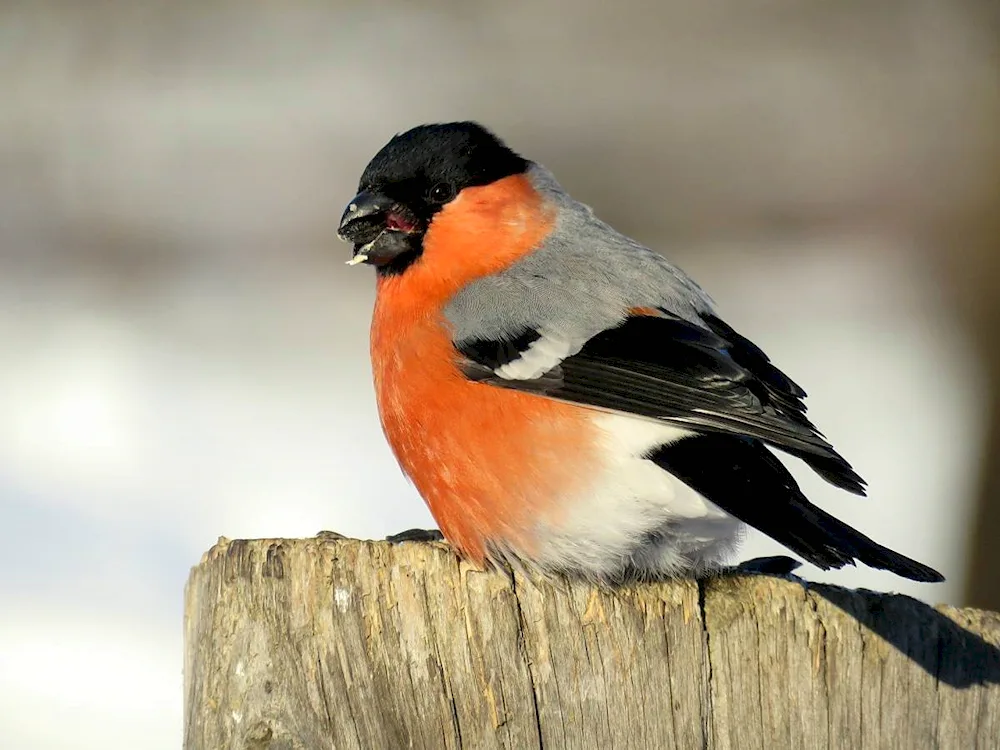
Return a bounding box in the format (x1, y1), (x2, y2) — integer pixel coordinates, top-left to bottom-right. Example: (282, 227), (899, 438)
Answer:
(338, 121), (943, 584)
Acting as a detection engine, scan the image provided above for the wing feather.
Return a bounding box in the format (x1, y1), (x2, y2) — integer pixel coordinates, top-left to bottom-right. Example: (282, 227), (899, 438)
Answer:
(457, 312), (866, 495)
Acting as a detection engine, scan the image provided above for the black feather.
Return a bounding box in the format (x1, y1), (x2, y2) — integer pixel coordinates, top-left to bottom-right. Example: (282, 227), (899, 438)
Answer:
(649, 434), (943, 582)
(459, 314), (866, 495)
(456, 329), (542, 369)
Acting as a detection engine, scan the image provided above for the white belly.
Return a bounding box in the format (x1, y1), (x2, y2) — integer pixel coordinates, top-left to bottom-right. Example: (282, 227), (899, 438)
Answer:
(529, 412), (745, 579)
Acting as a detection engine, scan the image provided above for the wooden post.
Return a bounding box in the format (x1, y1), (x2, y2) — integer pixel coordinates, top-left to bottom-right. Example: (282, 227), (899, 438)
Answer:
(184, 536), (1000, 750)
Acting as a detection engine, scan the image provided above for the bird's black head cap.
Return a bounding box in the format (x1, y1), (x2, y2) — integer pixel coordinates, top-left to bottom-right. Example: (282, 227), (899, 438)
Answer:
(359, 122), (529, 213)
(340, 122), (529, 275)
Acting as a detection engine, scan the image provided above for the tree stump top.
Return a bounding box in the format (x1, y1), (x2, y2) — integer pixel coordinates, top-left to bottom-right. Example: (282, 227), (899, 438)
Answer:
(184, 535), (1000, 750)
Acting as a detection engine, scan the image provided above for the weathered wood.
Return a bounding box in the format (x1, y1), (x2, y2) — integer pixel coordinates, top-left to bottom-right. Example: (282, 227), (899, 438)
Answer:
(184, 536), (1000, 750)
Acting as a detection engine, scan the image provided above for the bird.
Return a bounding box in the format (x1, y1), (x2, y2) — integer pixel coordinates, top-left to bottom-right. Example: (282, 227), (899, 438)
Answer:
(337, 121), (943, 584)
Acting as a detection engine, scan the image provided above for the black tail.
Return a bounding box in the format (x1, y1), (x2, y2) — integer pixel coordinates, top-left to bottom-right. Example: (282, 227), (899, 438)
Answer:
(649, 434), (944, 583)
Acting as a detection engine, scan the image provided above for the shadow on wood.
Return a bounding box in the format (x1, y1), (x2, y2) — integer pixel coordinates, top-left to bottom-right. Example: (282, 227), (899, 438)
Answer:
(184, 536), (1000, 750)
(810, 584), (1000, 689)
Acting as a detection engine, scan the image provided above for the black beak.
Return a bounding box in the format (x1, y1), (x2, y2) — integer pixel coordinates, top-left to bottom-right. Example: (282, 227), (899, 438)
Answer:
(338, 191), (419, 267)
(338, 191), (392, 245)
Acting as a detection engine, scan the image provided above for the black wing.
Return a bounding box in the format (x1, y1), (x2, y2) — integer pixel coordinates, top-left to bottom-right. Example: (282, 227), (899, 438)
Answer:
(457, 311), (866, 495)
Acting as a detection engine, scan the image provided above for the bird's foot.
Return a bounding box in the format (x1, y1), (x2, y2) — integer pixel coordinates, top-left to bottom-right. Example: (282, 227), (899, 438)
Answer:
(385, 528), (445, 543)
(720, 555), (802, 577)
(315, 530), (347, 541)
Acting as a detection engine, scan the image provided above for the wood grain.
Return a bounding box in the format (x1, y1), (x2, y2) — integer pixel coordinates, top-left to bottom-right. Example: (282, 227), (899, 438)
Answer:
(184, 536), (1000, 750)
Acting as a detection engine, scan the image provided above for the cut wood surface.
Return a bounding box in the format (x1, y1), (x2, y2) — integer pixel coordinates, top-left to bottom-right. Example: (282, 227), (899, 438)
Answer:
(184, 536), (1000, 750)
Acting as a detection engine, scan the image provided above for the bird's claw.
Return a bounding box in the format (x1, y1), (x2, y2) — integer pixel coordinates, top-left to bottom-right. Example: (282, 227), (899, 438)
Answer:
(385, 528), (445, 543)
(722, 555), (803, 577)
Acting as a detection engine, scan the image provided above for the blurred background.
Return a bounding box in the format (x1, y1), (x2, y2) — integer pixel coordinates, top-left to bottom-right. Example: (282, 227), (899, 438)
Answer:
(1, 1), (998, 747)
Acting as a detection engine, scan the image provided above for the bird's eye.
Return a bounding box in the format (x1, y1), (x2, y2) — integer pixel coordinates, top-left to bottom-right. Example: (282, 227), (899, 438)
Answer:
(427, 183), (455, 204)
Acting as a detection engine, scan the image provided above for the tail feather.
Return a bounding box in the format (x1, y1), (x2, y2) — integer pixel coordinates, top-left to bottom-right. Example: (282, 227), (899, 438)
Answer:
(774, 495), (943, 582)
(648, 434), (943, 583)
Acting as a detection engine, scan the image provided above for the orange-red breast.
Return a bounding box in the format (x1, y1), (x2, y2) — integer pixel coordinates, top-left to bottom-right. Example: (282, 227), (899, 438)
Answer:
(338, 121), (942, 583)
